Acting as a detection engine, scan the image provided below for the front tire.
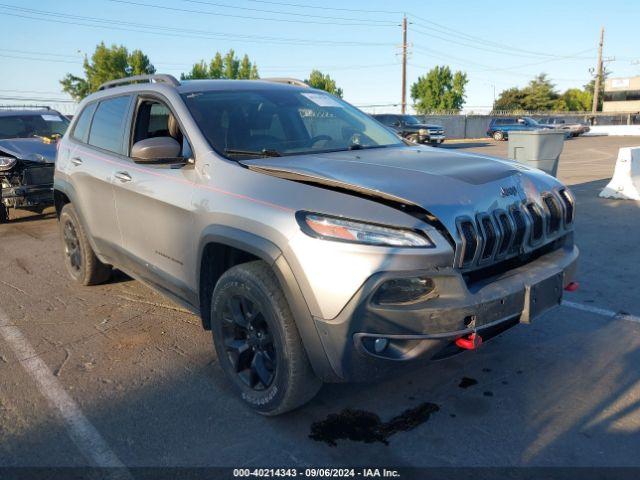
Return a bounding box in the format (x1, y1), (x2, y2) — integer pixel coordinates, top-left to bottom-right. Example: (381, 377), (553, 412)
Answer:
(210, 260), (321, 415)
(493, 131), (505, 141)
(406, 134), (420, 144)
(59, 204), (112, 285)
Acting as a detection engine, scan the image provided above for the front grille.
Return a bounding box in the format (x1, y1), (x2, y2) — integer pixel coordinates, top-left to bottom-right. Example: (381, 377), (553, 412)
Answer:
(526, 203), (544, 242)
(558, 189), (574, 225)
(543, 195), (562, 234)
(510, 207), (527, 253)
(459, 220), (479, 264)
(479, 216), (497, 260)
(456, 192), (572, 270)
(495, 211), (513, 255)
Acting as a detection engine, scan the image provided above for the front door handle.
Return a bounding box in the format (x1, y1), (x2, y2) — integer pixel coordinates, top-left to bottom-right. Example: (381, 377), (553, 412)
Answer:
(70, 157), (83, 166)
(114, 171), (132, 183)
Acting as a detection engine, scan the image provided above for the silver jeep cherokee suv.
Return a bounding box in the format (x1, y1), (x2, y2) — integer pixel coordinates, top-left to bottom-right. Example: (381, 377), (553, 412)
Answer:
(54, 75), (578, 415)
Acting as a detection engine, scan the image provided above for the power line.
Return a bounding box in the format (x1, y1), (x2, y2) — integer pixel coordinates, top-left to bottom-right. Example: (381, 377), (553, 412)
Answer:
(0, 47), (79, 59)
(0, 5), (393, 47)
(109, 0), (397, 27)
(411, 23), (593, 60)
(181, 0), (397, 23)
(0, 88), (68, 95)
(0, 52), (80, 64)
(409, 14), (593, 60)
(0, 96), (76, 103)
(245, 0), (402, 15)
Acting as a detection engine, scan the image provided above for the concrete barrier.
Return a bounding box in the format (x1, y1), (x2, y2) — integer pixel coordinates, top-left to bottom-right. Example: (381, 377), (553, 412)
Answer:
(584, 125), (640, 136)
(599, 147), (640, 200)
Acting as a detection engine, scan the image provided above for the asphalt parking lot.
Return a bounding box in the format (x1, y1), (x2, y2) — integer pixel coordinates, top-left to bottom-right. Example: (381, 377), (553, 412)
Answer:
(1, 135), (639, 469)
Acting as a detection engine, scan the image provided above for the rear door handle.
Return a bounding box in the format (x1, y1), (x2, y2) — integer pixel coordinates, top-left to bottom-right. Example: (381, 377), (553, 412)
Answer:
(70, 157), (83, 166)
(114, 171), (132, 183)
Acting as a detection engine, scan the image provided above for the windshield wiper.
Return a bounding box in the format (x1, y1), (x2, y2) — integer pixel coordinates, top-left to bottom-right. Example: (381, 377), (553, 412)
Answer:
(224, 148), (282, 158)
(347, 144), (388, 151)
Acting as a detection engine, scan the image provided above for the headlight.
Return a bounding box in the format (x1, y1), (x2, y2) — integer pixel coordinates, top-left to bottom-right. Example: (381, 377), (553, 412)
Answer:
(297, 212), (434, 248)
(418, 128), (428, 135)
(0, 156), (17, 171)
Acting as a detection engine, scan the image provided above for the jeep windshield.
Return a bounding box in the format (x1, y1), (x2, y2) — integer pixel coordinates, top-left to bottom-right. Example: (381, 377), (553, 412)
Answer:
(182, 89), (403, 159)
(0, 113), (70, 140)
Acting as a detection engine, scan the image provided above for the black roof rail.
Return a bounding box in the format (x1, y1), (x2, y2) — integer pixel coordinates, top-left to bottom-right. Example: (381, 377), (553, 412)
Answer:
(98, 74), (180, 91)
(261, 78), (309, 88)
(0, 105), (52, 110)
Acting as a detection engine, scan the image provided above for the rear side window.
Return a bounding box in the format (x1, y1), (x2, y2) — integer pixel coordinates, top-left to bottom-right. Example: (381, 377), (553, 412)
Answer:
(88, 96), (132, 154)
(72, 102), (97, 143)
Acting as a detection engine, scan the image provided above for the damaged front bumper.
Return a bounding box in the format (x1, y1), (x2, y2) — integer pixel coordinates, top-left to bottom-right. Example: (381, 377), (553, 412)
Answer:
(313, 241), (579, 381)
(1, 182), (54, 208)
(1, 164), (55, 209)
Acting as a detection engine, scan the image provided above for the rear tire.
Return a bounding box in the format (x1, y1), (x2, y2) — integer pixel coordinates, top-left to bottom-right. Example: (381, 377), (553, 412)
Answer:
(210, 260), (322, 415)
(0, 205), (8, 224)
(59, 203), (112, 285)
(493, 131), (505, 141)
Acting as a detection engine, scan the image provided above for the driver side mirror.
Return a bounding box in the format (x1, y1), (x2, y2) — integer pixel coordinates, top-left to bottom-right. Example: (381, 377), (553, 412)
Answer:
(131, 137), (182, 164)
(391, 121), (401, 127)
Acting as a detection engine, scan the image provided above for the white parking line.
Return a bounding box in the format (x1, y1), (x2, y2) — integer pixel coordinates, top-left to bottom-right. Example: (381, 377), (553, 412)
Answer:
(562, 300), (640, 323)
(0, 307), (131, 478)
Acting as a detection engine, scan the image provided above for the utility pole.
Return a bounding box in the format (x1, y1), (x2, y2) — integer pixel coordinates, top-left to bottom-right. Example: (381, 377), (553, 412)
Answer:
(592, 26), (605, 113)
(401, 15), (407, 114)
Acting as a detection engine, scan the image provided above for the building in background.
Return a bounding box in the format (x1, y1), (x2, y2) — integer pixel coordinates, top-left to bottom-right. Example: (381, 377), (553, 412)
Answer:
(603, 76), (640, 112)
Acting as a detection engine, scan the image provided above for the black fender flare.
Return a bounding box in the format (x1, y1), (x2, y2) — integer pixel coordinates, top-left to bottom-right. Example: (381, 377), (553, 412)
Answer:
(196, 225), (339, 382)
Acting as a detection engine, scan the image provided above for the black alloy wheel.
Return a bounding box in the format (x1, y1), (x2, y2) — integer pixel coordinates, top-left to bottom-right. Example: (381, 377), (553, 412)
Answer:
(63, 218), (82, 274)
(221, 294), (277, 390)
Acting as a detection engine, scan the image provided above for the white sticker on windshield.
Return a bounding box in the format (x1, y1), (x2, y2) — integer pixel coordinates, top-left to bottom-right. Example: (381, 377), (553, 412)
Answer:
(41, 114), (63, 122)
(300, 92), (342, 108)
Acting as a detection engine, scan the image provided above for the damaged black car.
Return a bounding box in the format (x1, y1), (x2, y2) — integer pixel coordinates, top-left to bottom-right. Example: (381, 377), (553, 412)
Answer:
(0, 107), (69, 223)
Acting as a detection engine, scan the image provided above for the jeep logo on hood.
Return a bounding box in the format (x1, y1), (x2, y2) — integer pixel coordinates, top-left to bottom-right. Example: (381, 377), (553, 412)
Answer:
(500, 186), (519, 197)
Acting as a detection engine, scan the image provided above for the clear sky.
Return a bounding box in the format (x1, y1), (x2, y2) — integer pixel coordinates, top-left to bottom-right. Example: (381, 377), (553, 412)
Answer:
(1, 0), (638, 115)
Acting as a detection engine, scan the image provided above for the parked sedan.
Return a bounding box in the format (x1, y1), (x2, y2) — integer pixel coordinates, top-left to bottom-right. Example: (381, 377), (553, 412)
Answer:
(537, 117), (590, 137)
(0, 107), (69, 222)
(373, 114), (446, 146)
(486, 117), (569, 141)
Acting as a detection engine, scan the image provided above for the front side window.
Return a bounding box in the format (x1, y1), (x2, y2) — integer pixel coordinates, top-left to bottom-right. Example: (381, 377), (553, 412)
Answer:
(0, 113), (70, 140)
(88, 96), (132, 154)
(182, 89), (403, 159)
(132, 98), (191, 158)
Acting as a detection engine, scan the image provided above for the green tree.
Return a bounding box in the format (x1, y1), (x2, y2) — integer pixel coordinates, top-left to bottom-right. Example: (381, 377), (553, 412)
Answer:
(410, 65), (468, 113)
(494, 74), (562, 111)
(559, 88), (592, 111)
(305, 70), (343, 97)
(181, 49), (259, 80)
(60, 43), (155, 101)
(209, 53), (224, 79)
(494, 73), (599, 112)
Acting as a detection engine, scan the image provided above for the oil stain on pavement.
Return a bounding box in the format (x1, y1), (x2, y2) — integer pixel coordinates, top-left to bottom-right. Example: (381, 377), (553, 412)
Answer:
(309, 402), (440, 447)
(458, 377), (478, 389)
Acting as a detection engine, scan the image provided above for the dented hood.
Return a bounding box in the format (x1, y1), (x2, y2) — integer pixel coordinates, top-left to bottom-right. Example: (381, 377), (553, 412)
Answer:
(242, 145), (562, 234)
(0, 138), (57, 164)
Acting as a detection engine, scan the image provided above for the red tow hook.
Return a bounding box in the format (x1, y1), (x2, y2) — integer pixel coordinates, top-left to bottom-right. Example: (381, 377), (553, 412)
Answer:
(455, 333), (483, 350)
(564, 282), (579, 292)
